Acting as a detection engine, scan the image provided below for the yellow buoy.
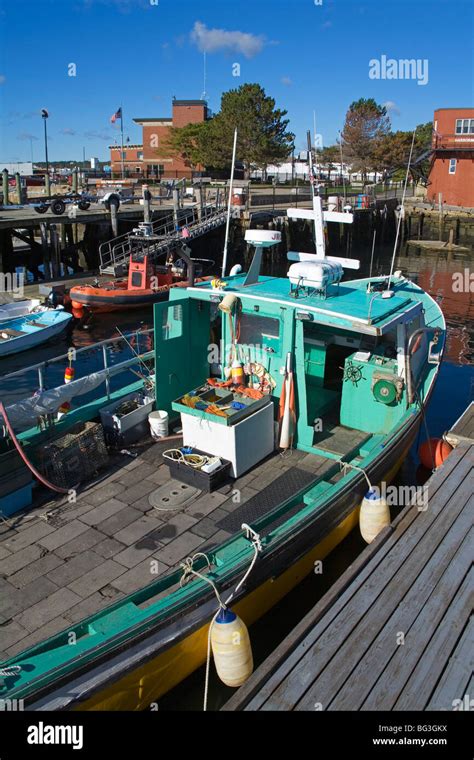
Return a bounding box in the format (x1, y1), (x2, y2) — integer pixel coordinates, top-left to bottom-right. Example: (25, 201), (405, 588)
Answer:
(218, 293), (238, 315)
(210, 608), (253, 687)
(359, 488), (390, 543)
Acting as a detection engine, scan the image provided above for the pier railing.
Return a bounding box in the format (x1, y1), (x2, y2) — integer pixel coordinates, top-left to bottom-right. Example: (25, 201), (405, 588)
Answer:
(99, 201), (228, 274)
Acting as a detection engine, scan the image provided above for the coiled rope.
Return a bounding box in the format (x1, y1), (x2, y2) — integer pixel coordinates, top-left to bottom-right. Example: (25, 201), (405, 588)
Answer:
(162, 448), (209, 468)
(179, 523), (262, 712)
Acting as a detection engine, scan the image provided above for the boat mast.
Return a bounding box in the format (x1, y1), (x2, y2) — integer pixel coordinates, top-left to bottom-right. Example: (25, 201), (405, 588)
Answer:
(222, 127), (238, 277)
(385, 129), (416, 296)
(306, 129), (327, 260)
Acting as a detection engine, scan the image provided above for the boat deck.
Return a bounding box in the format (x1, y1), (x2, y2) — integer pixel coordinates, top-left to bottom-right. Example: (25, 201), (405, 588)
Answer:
(223, 422), (474, 711)
(0, 439), (338, 662)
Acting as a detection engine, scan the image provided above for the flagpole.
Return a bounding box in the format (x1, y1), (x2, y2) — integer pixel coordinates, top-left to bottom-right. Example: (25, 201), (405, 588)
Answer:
(120, 105), (124, 180)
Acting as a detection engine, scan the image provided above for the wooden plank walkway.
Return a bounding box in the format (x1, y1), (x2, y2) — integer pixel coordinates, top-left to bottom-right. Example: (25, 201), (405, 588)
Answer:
(223, 410), (474, 712)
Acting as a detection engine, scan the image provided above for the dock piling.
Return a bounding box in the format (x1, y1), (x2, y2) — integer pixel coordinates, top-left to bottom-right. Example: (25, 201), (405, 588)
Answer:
(2, 168), (8, 205)
(110, 202), (119, 238)
(15, 173), (22, 204)
(172, 189), (179, 227)
(40, 222), (51, 280)
(142, 184), (151, 224)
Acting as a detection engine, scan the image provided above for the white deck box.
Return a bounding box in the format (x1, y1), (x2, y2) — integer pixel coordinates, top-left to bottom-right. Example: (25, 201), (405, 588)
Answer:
(181, 401), (274, 478)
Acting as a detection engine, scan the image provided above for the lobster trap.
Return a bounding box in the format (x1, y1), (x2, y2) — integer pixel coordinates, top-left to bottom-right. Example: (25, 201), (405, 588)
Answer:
(36, 421), (109, 489)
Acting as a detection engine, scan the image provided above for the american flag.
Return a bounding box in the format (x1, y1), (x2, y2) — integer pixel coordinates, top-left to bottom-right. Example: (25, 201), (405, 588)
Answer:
(110, 107), (122, 124)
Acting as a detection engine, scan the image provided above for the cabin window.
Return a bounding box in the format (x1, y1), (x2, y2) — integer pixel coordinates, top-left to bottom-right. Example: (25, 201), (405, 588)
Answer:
(237, 313), (280, 355)
(161, 303), (183, 339)
(131, 272), (143, 287)
(455, 119), (474, 134)
(449, 159), (457, 174)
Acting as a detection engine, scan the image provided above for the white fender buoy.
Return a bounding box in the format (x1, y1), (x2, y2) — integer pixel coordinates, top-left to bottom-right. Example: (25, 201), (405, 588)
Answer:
(359, 488), (390, 543)
(210, 607), (253, 687)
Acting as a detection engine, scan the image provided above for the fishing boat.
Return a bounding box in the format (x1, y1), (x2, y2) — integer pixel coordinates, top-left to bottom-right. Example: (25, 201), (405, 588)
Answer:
(0, 298), (42, 322)
(69, 252), (211, 317)
(0, 186), (446, 710)
(0, 308), (73, 358)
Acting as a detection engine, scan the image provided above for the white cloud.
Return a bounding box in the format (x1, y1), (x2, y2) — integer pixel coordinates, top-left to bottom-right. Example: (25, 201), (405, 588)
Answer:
(383, 100), (401, 116)
(17, 132), (39, 141)
(84, 130), (111, 141)
(0, 75), (6, 85)
(281, 76), (292, 86)
(190, 21), (265, 59)
(60, 128), (76, 136)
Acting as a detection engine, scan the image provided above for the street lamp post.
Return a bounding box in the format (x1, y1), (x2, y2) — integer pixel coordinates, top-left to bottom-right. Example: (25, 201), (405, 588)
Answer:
(41, 109), (49, 175)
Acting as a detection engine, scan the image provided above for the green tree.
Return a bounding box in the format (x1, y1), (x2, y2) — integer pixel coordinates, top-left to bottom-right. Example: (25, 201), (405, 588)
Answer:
(341, 98), (391, 180)
(316, 145), (340, 180)
(164, 84), (294, 179)
(372, 121), (433, 181)
(161, 122), (212, 172)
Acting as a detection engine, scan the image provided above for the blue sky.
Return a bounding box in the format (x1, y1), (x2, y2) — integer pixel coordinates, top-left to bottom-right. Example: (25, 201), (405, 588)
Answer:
(0, 0), (472, 163)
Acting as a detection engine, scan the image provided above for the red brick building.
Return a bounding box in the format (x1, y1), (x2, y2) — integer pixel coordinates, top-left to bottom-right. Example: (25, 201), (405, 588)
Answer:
(427, 108), (474, 207)
(109, 144), (144, 177)
(109, 99), (208, 179)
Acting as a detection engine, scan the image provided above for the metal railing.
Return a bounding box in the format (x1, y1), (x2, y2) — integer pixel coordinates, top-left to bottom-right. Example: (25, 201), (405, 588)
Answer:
(2, 329), (155, 404)
(433, 133), (474, 150)
(99, 200), (228, 273)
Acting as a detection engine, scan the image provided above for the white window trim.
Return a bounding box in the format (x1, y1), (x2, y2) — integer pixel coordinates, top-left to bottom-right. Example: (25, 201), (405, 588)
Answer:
(455, 118), (474, 135)
(449, 158), (457, 174)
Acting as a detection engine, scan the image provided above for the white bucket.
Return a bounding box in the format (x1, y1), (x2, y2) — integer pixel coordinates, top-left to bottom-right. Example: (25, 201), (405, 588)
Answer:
(327, 195), (339, 212)
(149, 410), (169, 440)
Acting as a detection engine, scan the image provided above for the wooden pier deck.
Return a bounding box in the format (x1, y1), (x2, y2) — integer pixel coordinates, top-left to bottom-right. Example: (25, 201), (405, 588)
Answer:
(223, 406), (474, 712)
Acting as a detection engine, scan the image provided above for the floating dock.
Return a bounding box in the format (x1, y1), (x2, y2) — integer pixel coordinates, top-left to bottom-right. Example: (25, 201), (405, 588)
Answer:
(224, 403), (474, 711)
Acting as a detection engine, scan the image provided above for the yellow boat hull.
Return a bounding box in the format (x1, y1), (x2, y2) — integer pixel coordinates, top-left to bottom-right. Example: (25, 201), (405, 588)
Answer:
(77, 448), (407, 711)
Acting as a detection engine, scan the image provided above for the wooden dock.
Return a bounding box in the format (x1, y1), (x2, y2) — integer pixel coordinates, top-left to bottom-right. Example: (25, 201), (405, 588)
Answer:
(224, 404), (474, 711)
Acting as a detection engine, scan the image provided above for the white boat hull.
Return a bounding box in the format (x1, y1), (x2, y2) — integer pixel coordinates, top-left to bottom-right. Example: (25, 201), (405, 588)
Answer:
(0, 313), (72, 357)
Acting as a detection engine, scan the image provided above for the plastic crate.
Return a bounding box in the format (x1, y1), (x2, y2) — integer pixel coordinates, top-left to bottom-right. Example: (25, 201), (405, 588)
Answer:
(100, 392), (154, 447)
(0, 483), (33, 517)
(164, 449), (232, 493)
(36, 421), (109, 489)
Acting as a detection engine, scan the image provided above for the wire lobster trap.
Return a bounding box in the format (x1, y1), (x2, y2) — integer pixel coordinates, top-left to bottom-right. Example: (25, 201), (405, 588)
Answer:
(36, 421), (109, 489)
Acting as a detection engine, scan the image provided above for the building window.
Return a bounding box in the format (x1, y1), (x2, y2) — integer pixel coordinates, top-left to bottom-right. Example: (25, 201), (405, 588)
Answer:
(449, 159), (457, 174)
(137, 152), (143, 159)
(455, 119), (474, 134)
(121, 151), (126, 159)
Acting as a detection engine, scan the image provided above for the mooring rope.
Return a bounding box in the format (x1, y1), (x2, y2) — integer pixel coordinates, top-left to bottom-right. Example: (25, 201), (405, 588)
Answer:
(179, 524), (262, 712)
(337, 459), (373, 490)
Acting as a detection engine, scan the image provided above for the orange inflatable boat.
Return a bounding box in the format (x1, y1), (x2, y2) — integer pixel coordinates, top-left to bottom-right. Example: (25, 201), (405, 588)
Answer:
(70, 255), (209, 316)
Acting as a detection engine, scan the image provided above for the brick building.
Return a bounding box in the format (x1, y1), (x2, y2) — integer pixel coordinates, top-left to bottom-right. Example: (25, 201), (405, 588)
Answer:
(109, 99), (208, 179)
(427, 108), (474, 207)
(109, 144), (144, 177)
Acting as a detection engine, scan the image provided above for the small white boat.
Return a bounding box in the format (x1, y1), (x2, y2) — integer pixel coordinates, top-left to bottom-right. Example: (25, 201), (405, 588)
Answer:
(0, 309), (73, 357)
(0, 299), (43, 323)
